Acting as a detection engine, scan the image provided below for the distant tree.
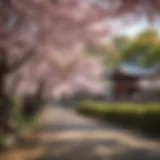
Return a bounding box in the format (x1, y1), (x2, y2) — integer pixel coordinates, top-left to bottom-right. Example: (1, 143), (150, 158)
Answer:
(112, 35), (129, 52)
(121, 28), (160, 66)
(145, 45), (160, 66)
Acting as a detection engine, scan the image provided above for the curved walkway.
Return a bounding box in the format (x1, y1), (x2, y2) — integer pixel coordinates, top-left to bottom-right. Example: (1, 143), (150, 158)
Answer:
(0, 106), (160, 160)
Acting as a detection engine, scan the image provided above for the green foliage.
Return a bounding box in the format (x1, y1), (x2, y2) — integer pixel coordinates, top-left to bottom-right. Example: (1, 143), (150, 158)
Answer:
(145, 45), (160, 65)
(120, 28), (160, 66)
(77, 101), (160, 135)
(85, 43), (119, 67)
(86, 28), (160, 68)
(85, 28), (160, 69)
(8, 97), (35, 133)
(112, 35), (129, 52)
(0, 134), (5, 148)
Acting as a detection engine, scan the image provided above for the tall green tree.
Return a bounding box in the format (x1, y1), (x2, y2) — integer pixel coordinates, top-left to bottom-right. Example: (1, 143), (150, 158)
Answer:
(121, 28), (160, 66)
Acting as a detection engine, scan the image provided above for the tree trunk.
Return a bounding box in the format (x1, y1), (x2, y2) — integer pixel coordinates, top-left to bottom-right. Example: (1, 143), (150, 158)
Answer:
(22, 81), (45, 117)
(0, 75), (14, 133)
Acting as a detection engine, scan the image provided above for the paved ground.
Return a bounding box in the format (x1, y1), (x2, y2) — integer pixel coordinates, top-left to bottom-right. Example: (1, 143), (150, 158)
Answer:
(0, 105), (160, 160)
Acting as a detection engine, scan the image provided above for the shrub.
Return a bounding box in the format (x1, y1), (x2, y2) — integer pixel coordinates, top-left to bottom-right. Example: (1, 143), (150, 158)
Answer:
(77, 101), (160, 135)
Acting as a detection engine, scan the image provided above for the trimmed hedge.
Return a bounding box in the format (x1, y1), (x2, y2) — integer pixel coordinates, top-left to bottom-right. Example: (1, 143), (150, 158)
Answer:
(77, 101), (160, 135)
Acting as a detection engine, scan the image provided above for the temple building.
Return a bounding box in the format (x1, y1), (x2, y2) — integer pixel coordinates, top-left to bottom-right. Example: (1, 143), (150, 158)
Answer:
(106, 62), (160, 101)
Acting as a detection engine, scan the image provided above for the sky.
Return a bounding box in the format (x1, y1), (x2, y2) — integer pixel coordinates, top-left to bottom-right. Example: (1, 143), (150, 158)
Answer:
(120, 18), (160, 36)
(100, 17), (160, 42)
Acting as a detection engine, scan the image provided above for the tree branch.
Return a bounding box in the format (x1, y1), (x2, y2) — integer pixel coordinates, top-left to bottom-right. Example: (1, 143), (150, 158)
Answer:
(6, 50), (33, 74)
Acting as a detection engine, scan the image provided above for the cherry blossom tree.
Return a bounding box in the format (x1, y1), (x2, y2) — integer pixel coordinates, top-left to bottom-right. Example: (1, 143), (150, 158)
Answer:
(1, 0), (160, 132)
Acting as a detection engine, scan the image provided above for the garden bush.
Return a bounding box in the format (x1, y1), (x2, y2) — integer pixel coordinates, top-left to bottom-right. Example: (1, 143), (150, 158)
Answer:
(77, 101), (160, 135)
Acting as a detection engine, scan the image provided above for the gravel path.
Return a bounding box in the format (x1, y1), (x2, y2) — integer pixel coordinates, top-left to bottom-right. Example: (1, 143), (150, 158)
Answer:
(0, 105), (160, 160)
